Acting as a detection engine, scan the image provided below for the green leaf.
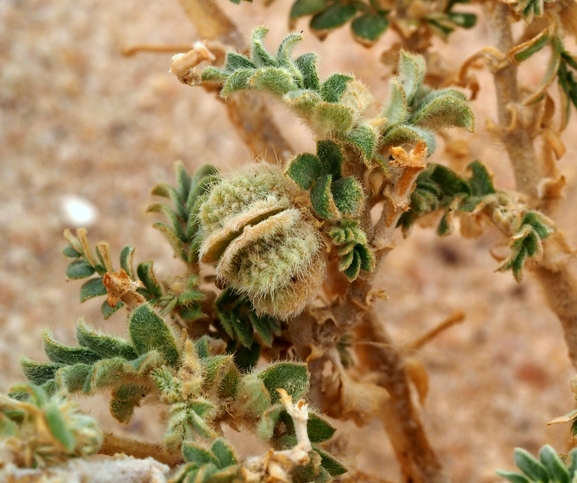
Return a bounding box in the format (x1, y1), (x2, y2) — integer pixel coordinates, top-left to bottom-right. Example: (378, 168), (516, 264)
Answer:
(224, 52), (255, 72)
(233, 342), (261, 373)
(311, 174), (340, 219)
(201, 66), (228, 83)
(310, 5), (358, 35)
(257, 403), (285, 441)
(351, 13), (389, 45)
(343, 250), (362, 280)
(129, 304), (180, 367)
(513, 447), (550, 482)
(397, 50), (426, 103)
(522, 211), (554, 239)
(211, 438), (238, 468)
(290, 0), (329, 19)
(539, 445), (569, 483)
(220, 69), (255, 98)
(119, 246), (136, 279)
(57, 363), (92, 392)
(513, 31), (551, 63)
(312, 102), (355, 134)
(429, 165), (471, 196)
(45, 402), (76, 451)
(101, 299), (124, 320)
(76, 320), (138, 360)
(276, 32), (303, 70)
(495, 470), (532, 483)
(295, 53), (321, 91)
(411, 89), (474, 131)
(468, 161), (496, 196)
(80, 277), (107, 303)
(331, 177), (364, 217)
(446, 12), (477, 28)
(43, 331), (102, 365)
(257, 361), (309, 404)
(320, 73), (354, 103)
(182, 441), (219, 466)
(307, 413), (336, 442)
(249, 313), (279, 347)
(249, 67), (298, 96)
(356, 243), (376, 272)
(137, 261), (163, 299)
(345, 124), (377, 163)
(382, 81), (409, 126)
(317, 139), (344, 178)
(286, 153), (323, 190)
(250, 27), (278, 68)
(62, 244), (81, 258)
(313, 445), (348, 476)
(381, 124), (437, 156)
(20, 358), (62, 386)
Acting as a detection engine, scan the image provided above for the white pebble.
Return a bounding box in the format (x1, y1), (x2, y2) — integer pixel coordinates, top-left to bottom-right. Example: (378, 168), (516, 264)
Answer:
(59, 195), (98, 227)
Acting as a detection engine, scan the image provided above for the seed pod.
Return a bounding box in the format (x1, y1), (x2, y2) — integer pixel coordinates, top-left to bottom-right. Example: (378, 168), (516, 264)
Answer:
(198, 164), (325, 319)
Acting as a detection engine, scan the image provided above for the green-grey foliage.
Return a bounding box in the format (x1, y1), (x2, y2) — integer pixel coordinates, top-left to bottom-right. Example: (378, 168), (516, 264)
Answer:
(285, 139), (364, 219)
(1, 383), (103, 468)
(380, 50), (474, 157)
(328, 220), (375, 281)
(202, 27), (380, 161)
(230, 0), (476, 46)
(170, 437), (240, 483)
(201, 30), (474, 162)
(215, 288), (281, 355)
(149, 162), (220, 264)
(497, 445), (577, 483)
(18, 301), (343, 474)
(398, 160), (554, 281)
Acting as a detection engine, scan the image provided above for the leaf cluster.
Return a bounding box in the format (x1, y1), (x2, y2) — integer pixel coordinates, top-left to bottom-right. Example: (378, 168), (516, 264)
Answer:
(1, 383), (102, 468)
(202, 27), (380, 161)
(498, 445), (577, 483)
(21, 304), (181, 423)
(286, 139), (365, 219)
(399, 160), (554, 281)
(232, 0), (476, 46)
(148, 162), (219, 264)
(215, 288), (281, 370)
(64, 228), (206, 323)
(328, 220), (375, 281)
(380, 50), (474, 157)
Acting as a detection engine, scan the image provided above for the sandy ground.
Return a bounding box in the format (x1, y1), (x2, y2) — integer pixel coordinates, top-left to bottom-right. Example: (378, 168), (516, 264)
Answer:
(2, 0), (577, 481)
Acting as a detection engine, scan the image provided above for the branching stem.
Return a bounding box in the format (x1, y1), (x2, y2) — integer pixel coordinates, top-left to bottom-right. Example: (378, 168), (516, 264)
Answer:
(484, 0), (577, 369)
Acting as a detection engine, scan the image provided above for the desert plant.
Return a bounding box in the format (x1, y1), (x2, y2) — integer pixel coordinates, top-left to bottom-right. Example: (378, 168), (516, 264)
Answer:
(3, 0), (577, 482)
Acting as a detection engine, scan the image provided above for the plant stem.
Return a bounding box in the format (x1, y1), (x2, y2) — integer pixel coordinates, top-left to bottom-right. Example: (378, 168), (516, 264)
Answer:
(177, 0), (294, 164)
(354, 312), (449, 483)
(99, 432), (183, 467)
(483, 1), (541, 197)
(484, 0), (577, 369)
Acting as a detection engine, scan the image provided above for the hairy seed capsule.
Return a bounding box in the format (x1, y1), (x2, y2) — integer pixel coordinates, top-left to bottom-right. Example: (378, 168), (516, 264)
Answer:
(198, 164), (325, 319)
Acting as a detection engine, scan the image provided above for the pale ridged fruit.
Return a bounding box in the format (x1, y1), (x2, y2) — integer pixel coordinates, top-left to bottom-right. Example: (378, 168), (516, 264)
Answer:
(198, 164), (325, 319)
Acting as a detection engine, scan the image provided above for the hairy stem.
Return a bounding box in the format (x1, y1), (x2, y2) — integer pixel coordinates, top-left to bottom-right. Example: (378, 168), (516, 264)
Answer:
(355, 313), (449, 483)
(483, 1), (541, 197)
(177, 0), (294, 164)
(484, 1), (577, 369)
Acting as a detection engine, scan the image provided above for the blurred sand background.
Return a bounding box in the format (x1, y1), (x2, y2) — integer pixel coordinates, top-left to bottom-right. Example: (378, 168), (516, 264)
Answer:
(2, 0), (577, 481)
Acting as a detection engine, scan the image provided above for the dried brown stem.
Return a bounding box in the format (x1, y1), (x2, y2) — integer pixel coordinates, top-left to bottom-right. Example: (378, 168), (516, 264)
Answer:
(354, 312), (449, 483)
(99, 432), (183, 467)
(122, 44), (194, 56)
(177, 0), (294, 164)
